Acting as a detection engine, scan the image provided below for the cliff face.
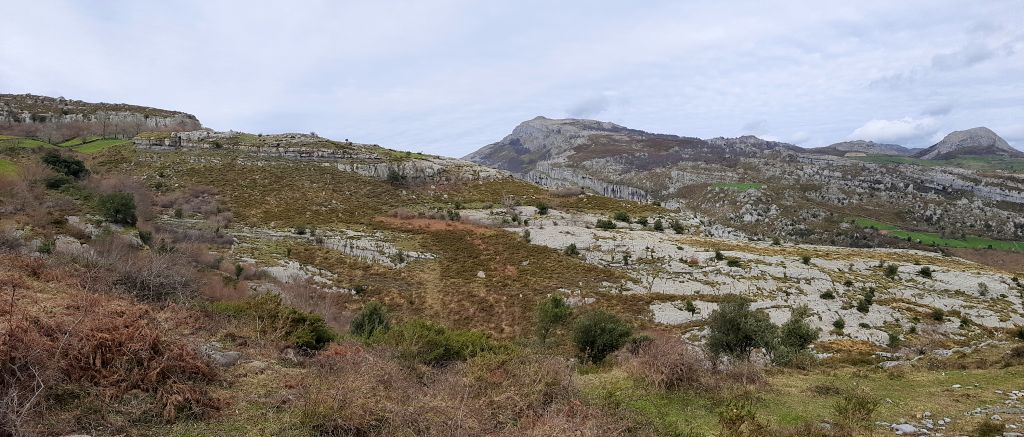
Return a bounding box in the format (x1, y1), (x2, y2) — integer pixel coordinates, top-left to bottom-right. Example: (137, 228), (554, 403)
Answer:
(134, 130), (509, 183)
(0, 94), (201, 141)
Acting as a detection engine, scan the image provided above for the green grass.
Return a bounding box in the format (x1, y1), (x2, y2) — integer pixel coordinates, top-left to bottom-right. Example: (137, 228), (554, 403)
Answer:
(853, 155), (1024, 173)
(583, 365), (1024, 435)
(853, 217), (1024, 251)
(712, 182), (764, 190)
(0, 159), (17, 176)
(59, 136), (103, 147)
(0, 135), (53, 149)
(73, 138), (130, 154)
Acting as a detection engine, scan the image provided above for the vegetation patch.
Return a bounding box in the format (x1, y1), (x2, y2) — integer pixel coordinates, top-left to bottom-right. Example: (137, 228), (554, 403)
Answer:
(712, 182), (764, 190)
(853, 217), (1024, 251)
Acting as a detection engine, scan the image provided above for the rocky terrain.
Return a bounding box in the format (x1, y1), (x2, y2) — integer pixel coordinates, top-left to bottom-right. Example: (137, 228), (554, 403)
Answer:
(2, 96), (1024, 436)
(810, 140), (919, 157)
(466, 117), (1024, 251)
(0, 93), (201, 142)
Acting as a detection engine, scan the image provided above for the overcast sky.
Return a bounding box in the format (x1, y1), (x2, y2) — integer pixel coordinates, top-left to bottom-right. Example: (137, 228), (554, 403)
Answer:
(2, 1), (1022, 157)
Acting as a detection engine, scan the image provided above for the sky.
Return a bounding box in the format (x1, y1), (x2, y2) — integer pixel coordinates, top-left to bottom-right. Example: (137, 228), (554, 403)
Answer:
(1, 0), (1022, 157)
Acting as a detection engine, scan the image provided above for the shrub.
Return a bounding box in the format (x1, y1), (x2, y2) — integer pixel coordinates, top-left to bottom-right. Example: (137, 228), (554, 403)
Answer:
(97, 192), (137, 225)
(714, 250), (725, 261)
(652, 219), (664, 231)
(564, 243), (579, 256)
(706, 295), (778, 359)
(628, 335), (711, 391)
(832, 318), (845, 331)
(1009, 326), (1024, 341)
(778, 306), (818, 351)
(380, 320), (497, 366)
(800, 255), (811, 265)
(43, 174), (73, 189)
(918, 266), (933, 278)
(855, 298), (871, 313)
(930, 308), (945, 321)
(973, 418), (1005, 437)
(670, 220), (686, 234)
(594, 219), (616, 230)
(831, 387), (880, 432)
(572, 310), (632, 363)
(213, 293), (335, 351)
(887, 331), (902, 348)
(535, 202), (550, 215)
(41, 150), (87, 179)
(819, 291), (835, 299)
(612, 211), (630, 223)
(635, 217), (648, 227)
(350, 301), (390, 339)
(884, 264), (899, 278)
(726, 258), (742, 268)
(536, 295), (572, 342)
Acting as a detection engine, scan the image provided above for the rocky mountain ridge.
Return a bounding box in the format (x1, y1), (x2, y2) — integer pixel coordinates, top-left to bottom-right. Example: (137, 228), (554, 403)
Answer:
(812, 140), (919, 156)
(914, 127), (1024, 160)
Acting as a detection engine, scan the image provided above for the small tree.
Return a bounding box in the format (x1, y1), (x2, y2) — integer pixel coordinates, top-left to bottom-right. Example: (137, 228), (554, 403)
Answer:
(652, 219), (664, 232)
(684, 300), (697, 315)
(572, 310), (632, 363)
(536, 295), (572, 342)
(612, 211), (630, 223)
(778, 306), (818, 351)
(884, 264), (899, 278)
(97, 192), (137, 225)
(706, 296), (778, 359)
(350, 301), (390, 339)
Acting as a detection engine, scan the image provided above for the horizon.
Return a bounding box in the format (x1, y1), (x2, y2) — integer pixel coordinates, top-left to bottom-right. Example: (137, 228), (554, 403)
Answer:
(2, 1), (1023, 155)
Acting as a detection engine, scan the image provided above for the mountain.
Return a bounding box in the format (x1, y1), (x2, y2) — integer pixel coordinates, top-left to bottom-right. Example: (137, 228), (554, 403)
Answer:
(810, 140), (917, 156)
(0, 93), (201, 142)
(913, 127), (1023, 160)
(464, 116), (799, 173)
(466, 116), (1024, 246)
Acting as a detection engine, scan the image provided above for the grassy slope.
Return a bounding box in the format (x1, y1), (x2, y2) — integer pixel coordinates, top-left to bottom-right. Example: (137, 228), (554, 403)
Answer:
(854, 217), (1024, 251)
(712, 182), (764, 190)
(72, 138), (131, 154)
(0, 135), (53, 149)
(853, 154), (1024, 173)
(0, 158), (16, 176)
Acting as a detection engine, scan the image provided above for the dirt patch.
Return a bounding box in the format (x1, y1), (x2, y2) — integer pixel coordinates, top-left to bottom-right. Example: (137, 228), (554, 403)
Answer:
(948, 248), (1024, 274)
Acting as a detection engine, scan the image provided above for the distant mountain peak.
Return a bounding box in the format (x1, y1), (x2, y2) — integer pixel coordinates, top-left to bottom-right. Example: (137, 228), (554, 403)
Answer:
(811, 140), (916, 156)
(913, 127), (1022, 160)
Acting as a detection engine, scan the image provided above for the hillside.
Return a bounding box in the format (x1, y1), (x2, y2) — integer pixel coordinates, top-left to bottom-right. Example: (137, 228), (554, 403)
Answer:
(2, 97), (1024, 436)
(0, 93), (201, 143)
(810, 140), (917, 157)
(914, 127), (1024, 160)
(466, 117), (1024, 252)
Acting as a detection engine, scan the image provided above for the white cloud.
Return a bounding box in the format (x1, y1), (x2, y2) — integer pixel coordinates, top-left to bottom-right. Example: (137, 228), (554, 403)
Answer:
(849, 117), (941, 144)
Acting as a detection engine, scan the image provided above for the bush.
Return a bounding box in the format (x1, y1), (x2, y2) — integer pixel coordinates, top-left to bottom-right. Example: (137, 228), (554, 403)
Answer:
(832, 318), (845, 331)
(612, 211), (630, 223)
(973, 418), (1005, 437)
(706, 296), (778, 359)
(350, 301), (390, 339)
(778, 306), (818, 351)
(801, 255), (811, 265)
(572, 310), (632, 363)
(380, 320), (497, 366)
(930, 308), (946, 321)
(831, 387), (880, 432)
(536, 295), (572, 342)
(594, 219), (616, 230)
(918, 266), (933, 278)
(819, 291), (835, 299)
(714, 250), (725, 261)
(97, 192), (137, 225)
(564, 243), (580, 256)
(652, 219), (664, 231)
(635, 217), (648, 227)
(670, 220), (686, 234)
(535, 202), (550, 215)
(628, 335), (711, 391)
(884, 264), (899, 278)
(41, 150), (87, 179)
(213, 293), (335, 351)
(43, 174), (74, 189)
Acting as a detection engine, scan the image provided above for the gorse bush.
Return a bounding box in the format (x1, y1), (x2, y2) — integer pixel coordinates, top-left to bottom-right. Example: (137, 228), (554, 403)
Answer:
(212, 293), (335, 351)
(379, 320), (497, 366)
(536, 295), (572, 342)
(97, 192), (137, 225)
(572, 310), (632, 363)
(41, 150), (88, 179)
(350, 301), (390, 339)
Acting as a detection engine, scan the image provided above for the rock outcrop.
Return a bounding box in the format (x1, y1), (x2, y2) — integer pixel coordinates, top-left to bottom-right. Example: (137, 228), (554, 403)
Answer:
(0, 94), (201, 141)
(914, 127), (1022, 160)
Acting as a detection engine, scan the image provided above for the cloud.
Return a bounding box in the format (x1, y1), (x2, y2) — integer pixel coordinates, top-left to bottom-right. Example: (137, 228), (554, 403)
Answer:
(930, 43), (996, 70)
(741, 119), (767, 134)
(848, 117), (941, 144)
(566, 94), (612, 118)
(920, 102), (954, 117)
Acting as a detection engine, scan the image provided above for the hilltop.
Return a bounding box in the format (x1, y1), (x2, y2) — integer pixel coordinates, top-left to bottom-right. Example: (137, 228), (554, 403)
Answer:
(810, 140), (918, 157)
(914, 127), (1024, 160)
